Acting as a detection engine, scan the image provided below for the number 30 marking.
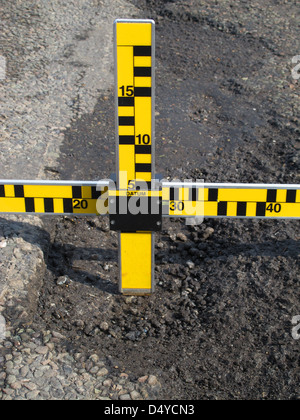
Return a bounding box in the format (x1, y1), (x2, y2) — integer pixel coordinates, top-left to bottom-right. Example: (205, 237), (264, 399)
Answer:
(170, 201), (185, 212)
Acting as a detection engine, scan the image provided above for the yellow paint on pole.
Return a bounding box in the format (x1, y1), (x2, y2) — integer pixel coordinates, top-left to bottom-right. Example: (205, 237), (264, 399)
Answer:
(115, 19), (155, 294)
(120, 232), (153, 294)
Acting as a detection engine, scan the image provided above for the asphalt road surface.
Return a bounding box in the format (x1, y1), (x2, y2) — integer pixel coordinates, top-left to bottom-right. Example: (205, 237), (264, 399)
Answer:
(1, 0), (300, 400)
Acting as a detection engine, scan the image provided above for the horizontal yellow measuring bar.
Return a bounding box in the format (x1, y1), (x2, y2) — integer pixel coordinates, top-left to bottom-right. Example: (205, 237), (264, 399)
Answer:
(165, 200), (300, 218)
(0, 197), (99, 215)
(162, 184), (300, 219)
(0, 180), (110, 215)
(0, 182), (108, 199)
(0, 182), (299, 219)
(162, 186), (300, 203)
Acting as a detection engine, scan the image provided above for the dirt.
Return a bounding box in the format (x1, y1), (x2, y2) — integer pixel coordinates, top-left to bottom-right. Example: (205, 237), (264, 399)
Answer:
(10, 0), (300, 400)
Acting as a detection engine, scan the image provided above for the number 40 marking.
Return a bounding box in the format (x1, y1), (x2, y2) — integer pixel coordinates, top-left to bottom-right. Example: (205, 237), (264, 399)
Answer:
(266, 203), (282, 213)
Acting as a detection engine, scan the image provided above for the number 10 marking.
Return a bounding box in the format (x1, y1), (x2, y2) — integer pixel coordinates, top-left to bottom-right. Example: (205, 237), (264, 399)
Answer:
(136, 134), (151, 145)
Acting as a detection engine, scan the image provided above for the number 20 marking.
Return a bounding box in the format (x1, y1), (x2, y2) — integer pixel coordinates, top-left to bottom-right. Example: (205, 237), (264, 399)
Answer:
(74, 199), (88, 210)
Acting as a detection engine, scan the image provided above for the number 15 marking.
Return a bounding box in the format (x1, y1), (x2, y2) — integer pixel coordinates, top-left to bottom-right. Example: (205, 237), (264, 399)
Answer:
(119, 86), (134, 97)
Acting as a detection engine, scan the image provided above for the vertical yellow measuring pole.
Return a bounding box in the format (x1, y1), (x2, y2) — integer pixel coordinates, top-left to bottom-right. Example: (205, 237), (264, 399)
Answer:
(114, 19), (155, 295)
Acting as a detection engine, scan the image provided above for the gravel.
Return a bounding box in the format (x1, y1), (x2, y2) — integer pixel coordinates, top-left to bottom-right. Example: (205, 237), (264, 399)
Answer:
(0, 328), (161, 400)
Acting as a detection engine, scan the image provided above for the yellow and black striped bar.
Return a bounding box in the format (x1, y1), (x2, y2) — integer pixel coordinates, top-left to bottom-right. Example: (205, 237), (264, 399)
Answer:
(115, 19), (154, 190)
(162, 183), (300, 219)
(2, 180), (299, 219)
(0, 181), (109, 215)
(114, 19), (155, 295)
